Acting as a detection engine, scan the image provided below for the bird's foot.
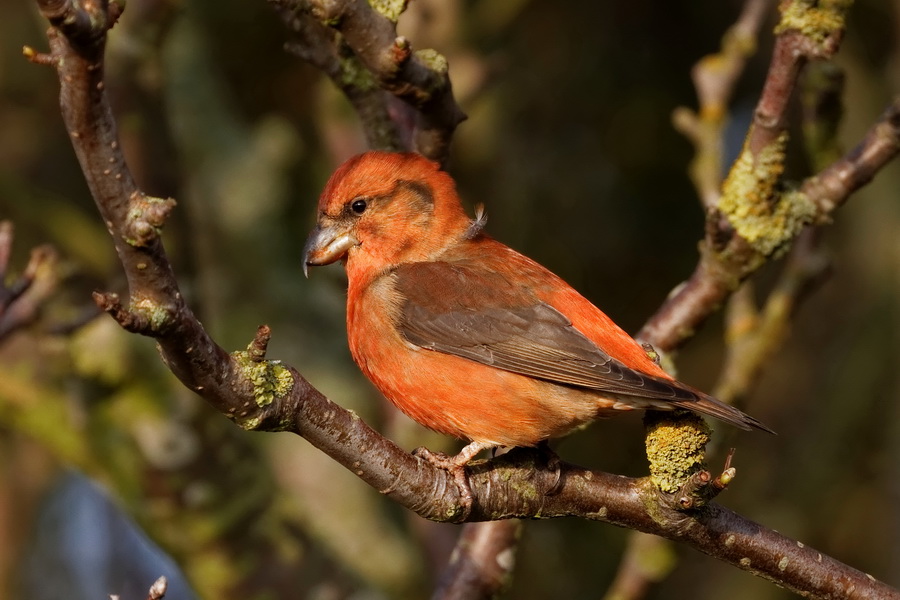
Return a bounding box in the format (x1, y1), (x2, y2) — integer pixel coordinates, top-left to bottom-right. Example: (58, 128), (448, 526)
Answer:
(536, 441), (564, 496)
(413, 441), (491, 522)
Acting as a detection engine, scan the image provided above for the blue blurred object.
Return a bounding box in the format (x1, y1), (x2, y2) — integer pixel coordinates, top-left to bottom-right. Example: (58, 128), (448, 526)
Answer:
(21, 471), (196, 600)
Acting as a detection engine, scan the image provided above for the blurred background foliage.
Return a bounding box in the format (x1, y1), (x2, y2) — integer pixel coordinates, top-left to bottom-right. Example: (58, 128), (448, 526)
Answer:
(0, 0), (898, 598)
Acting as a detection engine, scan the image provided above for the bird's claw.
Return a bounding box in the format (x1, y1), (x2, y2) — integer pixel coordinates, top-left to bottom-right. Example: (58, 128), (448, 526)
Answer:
(413, 446), (475, 522)
(536, 441), (564, 496)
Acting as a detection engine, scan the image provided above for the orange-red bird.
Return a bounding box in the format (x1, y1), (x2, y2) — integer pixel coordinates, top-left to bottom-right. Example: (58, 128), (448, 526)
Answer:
(303, 151), (771, 469)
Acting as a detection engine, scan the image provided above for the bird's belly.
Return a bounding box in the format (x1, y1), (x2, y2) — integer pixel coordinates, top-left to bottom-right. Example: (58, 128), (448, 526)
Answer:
(348, 306), (618, 446)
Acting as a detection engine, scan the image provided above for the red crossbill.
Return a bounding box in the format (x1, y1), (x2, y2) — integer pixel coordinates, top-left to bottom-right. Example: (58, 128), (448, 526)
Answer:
(303, 152), (770, 481)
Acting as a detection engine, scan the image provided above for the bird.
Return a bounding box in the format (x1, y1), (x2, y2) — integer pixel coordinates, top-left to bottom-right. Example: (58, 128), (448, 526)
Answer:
(303, 151), (771, 502)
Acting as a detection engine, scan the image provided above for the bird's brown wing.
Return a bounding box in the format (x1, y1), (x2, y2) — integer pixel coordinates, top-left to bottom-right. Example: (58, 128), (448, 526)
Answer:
(392, 261), (772, 432)
(400, 290), (695, 401)
(392, 262), (696, 401)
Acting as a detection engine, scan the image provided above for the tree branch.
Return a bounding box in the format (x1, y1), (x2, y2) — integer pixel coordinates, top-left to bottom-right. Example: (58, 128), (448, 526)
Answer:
(0, 220), (59, 341)
(613, 4), (775, 594)
(672, 0), (772, 211)
(640, 91), (900, 352)
(270, 0), (466, 163)
(638, 0), (890, 353)
(277, 6), (408, 152)
(432, 520), (521, 600)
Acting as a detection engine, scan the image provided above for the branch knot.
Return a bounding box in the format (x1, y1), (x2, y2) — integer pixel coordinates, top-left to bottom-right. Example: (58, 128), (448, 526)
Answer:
(37, 0), (118, 48)
(124, 194), (176, 247)
(229, 328), (295, 430)
(92, 291), (177, 335)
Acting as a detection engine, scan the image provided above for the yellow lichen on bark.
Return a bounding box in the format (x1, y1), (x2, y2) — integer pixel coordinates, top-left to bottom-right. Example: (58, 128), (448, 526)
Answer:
(231, 346), (295, 429)
(719, 132), (816, 256)
(775, 0), (853, 45)
(644, 412), (710, 494)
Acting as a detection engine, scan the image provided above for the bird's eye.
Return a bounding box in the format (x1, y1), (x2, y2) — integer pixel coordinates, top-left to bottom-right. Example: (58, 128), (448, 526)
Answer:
(350, 198), (368, 215)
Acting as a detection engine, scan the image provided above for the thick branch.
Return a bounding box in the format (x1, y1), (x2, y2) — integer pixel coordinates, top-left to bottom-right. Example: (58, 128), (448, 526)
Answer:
(462, 451), (895, 600)
(271, 0), (466, 163)
(278, 8), (408, 152)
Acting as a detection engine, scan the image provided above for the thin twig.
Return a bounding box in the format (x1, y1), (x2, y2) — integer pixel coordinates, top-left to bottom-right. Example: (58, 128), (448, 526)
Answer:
(147, 576), (167, 600)
(273, 1), (502, 592)
(0, 221), (59, 341)
(672, 0), (772, 210)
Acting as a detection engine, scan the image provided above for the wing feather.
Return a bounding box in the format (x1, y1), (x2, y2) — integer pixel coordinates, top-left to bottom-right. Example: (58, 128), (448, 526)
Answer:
(395, 264), (698, 404)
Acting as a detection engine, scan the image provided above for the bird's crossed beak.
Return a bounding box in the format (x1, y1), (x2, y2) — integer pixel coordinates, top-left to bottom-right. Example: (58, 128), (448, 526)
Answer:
(302, 223), (359, 277)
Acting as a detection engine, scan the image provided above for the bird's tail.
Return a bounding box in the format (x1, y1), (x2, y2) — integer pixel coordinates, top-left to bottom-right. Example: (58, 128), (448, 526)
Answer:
(673, 386), (775, 434)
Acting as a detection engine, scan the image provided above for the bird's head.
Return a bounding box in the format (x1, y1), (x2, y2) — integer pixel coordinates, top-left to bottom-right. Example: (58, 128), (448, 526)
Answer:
(303, 152), (475, 279)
